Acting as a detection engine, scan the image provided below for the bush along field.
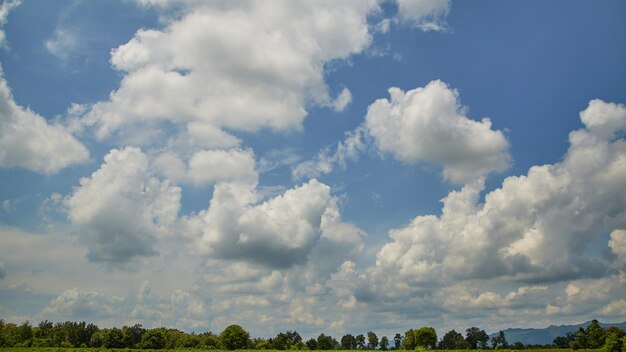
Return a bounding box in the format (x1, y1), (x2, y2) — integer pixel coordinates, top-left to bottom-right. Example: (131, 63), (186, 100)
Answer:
(0, 319), (623, 351)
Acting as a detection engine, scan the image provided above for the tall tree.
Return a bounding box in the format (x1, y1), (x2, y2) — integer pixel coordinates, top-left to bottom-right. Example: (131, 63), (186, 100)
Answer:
(394, 333), (403, 350)
(317, 333), (334, 350)
(380, 336), (389, 351)
(368, 331), (379, 350)
(342, 334), (357, 350)
(356, 334), (366, 349)
(402, 329), (416, 350)
(414, 327), (437, 349)
(440, 330), (464, 350)
(465, 327), (489, 349)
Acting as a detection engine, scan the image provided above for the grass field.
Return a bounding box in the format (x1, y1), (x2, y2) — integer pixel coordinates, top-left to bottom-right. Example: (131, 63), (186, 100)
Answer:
(0, 349), (599, 352)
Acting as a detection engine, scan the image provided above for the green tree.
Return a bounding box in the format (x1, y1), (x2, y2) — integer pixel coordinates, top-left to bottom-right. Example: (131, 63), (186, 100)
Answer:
(220, 324), (250, 350)
(602, 333), (622, 352)
(414, 327), (437, 349)
(102, 328), (125, 349)
(402, 329), (416, 350)
(587, 320), (606, 349)
(357, 334), (366, 349)
(440, 330), (464, 350)
(553, 336), (570, 348)
(380, 336), (389, 351)
(491, 331), (508, 349)
(394, 333), (403, 349)
(317, 333), (335, 350)
(465, 327), (489, 349)
(306, 338), (318, 350)
(142, 329), (166, 349)
(368, 331), (379, 350)
(342, 334), (357, 350)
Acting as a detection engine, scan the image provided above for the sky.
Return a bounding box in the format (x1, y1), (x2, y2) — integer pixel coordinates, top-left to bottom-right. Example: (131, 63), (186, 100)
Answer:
(1, 0), (626, 340)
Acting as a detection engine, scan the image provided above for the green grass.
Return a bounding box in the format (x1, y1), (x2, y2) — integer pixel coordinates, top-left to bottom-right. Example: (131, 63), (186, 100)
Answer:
(0, 349), (602, 352)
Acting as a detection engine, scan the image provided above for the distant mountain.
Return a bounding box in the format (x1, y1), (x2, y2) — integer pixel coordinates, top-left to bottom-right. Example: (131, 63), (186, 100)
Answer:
(490, 321), (626, 346)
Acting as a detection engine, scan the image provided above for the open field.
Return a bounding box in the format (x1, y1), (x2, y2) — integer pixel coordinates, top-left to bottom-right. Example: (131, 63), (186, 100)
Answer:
(0, 349), (601, 352)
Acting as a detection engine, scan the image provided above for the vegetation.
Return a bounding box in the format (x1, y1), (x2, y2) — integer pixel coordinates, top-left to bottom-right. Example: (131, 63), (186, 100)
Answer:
(0, 318), (623, 351)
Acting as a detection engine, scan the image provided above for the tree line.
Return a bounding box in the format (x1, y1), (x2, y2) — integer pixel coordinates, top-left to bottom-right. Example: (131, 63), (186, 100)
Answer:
(1, 318), (625, 351)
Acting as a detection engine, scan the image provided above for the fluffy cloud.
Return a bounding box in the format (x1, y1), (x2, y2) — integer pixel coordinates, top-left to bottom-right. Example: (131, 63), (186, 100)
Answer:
(609, 229), (626, 261)
(42, 288), (122, 320)
(360, 99), (626, 303)
(0, 67), (89, 173)
(66, 147), (181, 263)
(365, 80), (510, 183)
(396, 0), (451, 31)
(153, 148), (258, 186)
(81, 1), (378, 142)
(186, 179), (352, 269)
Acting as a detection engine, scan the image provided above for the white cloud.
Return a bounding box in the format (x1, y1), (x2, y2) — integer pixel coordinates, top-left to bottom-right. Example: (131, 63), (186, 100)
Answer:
(188, 149), (257, 186)
(42, 288), (122, 320)
(44, 27), (77, 62)
(152, 148), (258, 186)
(292, 127), (366, 180)
(333, 87), (353, 112)
(81, 1), (378, 143)
(396, 0), (451, 31)
(0, 66), (89, 173)
(66, 147), (181, 263)
(609, 229), (626, 261)
(0, 0), (20, 48)
(359, 98), (626, 303)
(580, 99), (626, 140)
(186, 179), (342, 268)
(365, 80), (510, 183)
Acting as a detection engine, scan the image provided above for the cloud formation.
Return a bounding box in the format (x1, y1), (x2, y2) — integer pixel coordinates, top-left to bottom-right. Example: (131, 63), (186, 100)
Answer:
(185, 179), (359, 269)
(365, 80), (510, 183)
(66, 147), (181, 263)
(397, 0), (451, 31)
(360, 99), (626, 302)
(295, 80), (510, 183)
(81, 0), (378, 144)
(0, 67), (89, 173)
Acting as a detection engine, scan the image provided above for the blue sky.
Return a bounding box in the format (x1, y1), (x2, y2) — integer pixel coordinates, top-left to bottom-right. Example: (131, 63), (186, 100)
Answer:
(1, 0), (626, 339)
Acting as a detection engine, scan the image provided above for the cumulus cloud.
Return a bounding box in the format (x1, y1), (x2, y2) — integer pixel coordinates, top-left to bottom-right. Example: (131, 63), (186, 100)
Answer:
(153, 148), (258, 186)
(396, 0), (451, 31)
(186, 179), (348, 269)
(0, 66), (89, 173)
(609, 229), (626, 261)
(359, 99), (626, 303)
(365, 80), (510, 183)
(80, 0), (378, 143)
(42, 288), (122, 320)
(66, 147), (181, 263)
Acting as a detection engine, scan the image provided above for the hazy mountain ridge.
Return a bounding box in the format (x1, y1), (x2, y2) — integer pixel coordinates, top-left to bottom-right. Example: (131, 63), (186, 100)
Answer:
(492, 321), (626, 345)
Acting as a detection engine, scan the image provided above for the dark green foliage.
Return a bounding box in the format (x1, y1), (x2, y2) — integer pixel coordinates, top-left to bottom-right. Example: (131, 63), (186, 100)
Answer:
(316, 333), (336, 350)
(491, 330), (508, 349)
(367, 331), (378, 350)
(394, 333), (402, 349)
(380, 335), (389, 351)
(141, 328), (165, 349)
(305, 337), (317, 350)
(219, 324), (250, 350)
(440, 329), (465, 350)
(415, 327), (437, 349)
(356, 334), (366, 349)
(341, 334), (357, 350)
(465, 327), (489, 349)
